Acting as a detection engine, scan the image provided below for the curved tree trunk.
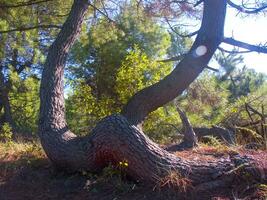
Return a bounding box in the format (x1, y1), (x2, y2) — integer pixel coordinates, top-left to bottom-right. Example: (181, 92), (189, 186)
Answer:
(121, 0), (226, 127)
(38, 0), (267, 191)
(38, 0), (90, 169)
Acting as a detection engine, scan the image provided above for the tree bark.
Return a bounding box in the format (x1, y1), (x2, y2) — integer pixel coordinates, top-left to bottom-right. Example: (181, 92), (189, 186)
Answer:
(38, 0), (89, 168)
(38, 0), (267, 191)
(166, 107), (198, 151)
(176, 107), (198, 147)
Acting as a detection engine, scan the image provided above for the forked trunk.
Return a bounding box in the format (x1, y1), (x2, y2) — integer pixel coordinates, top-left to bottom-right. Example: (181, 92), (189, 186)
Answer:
(38, 0), (266, 190)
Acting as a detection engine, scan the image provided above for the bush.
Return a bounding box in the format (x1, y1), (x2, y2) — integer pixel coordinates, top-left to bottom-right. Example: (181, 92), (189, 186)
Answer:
(0, 123), (13, 142)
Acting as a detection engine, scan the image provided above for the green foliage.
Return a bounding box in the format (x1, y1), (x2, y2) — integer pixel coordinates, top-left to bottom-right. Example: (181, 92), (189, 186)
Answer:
(201, 135), (223, 147)
(66, 3), (173, 138)
(0, 122), (13, 142)
(0, 0), (72, 64)
(167, 27), (193, 58)
(66, 82), (118, 135)
(68, 1), (171, 99)
(66, 47), (173, 137)
(178, 72), (230, 127)
(116, 46), (172, 104)
(9, 72), (40, 134)
(0, 0), (74, 135)
(143, 105), (181, 143)
(215, 52), (267, 100)
(236, 126), (263, 145)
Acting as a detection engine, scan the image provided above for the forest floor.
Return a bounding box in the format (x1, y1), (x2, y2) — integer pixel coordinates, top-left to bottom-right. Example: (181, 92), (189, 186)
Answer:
(0, 140), (266, 200)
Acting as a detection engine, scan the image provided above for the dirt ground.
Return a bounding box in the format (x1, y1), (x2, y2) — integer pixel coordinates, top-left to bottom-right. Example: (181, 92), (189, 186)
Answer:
(0, 143), (266, 200)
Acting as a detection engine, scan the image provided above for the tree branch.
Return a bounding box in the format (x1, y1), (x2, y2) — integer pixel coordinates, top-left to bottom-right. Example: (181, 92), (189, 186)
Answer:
(0, 24), (62, 34)
(165, 18), (198, 38)
(223, 38), (267, 54)
(122, 0), (227, 126)
(158, 55), (218, 72)
(227, 0), (267, 14)
(88, 2), (114, 23)
(206, 66), (219, 72)
(218, 46), (252, 54)
(157, 54), (185, 62)
(0, 0), (53, 9)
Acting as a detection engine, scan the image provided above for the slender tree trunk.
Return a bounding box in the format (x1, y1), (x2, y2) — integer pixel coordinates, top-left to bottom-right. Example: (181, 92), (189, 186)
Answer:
(1, 91), (14, 127)
(166, 107), (198, 151)
(0, 70), (15, 128)
(38, 0), (266, 190)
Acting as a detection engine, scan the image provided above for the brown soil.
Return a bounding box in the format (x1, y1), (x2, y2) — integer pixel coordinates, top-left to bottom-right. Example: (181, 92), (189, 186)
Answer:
(0, 146), (266, 200)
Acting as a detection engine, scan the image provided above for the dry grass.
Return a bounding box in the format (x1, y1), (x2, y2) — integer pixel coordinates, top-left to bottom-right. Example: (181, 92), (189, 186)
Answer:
(172, 144), (241, 165)
(154, 170), (192, 193)
(0, 140), (45, 161)
(0, 140), (266, 200)
(0, 141), (46, 178)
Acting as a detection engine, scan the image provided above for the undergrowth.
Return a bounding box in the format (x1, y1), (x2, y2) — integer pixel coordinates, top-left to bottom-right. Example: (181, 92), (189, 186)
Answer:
(0, 140), (46, 178)
(0, 139), (266, 200)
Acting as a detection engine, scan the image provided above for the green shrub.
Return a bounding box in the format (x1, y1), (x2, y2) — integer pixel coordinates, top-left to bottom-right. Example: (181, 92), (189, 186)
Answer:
(201, 135), (222, 147)
(0, 123), (13, 142)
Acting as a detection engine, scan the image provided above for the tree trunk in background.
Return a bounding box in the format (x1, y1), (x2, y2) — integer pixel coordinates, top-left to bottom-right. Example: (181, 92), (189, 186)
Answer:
(166, 107), (198, 151)
(1, 91), (14, 127)
(38, 0), (266, 190)
(194, 126), (235, 144)
(0, 70), (15, 128)
(176, 107), (198, 147)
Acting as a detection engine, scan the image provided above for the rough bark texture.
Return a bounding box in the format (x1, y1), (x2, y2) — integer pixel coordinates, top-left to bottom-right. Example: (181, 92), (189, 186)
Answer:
(38, 0), (89, 168)
(38, 0), (267, 191)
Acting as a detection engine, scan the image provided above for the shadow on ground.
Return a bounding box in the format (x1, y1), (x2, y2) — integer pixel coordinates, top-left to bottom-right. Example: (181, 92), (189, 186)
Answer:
(0, 150), (266, 200)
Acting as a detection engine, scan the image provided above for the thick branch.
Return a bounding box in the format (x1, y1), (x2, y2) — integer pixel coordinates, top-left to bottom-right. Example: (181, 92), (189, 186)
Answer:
(218, 46), (252, 54)
(158, 56), (218, 72)
(166, 107), (197, 151)
(122, 0), (227, 126)
(41, 114), (267, 186)
(223, 38), (267, 54)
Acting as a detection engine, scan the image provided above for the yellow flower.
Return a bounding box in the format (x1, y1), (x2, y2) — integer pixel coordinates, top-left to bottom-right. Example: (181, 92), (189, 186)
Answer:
(124, 162), (128, 167)
(232, 108), (238, 113)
